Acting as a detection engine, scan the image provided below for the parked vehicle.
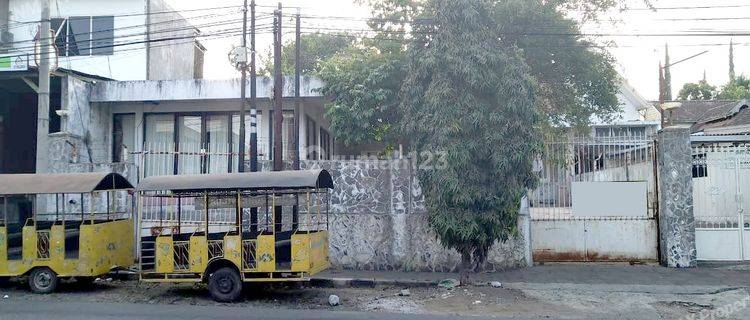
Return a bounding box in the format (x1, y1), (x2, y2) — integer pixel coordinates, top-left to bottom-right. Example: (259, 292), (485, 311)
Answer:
(136, 169), (333, 301)
(0, 172), (135, 293)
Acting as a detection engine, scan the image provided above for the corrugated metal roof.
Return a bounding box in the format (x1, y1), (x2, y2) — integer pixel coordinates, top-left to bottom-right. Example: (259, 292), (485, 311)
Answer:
(137, 169), (334, 192)
(0, 172), (133, 195)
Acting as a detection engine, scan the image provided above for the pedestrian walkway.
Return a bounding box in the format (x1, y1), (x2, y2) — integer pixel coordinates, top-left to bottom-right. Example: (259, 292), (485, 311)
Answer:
(313, 262), (750, 288)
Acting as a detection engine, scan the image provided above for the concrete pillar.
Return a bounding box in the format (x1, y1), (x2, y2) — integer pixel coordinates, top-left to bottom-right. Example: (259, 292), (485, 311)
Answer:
(657, 124), (697, 268)
(519, 196), (533, 267)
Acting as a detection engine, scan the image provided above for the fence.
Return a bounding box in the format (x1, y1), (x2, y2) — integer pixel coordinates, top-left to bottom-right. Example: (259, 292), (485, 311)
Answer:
(691, 141), (750, 261)
(529, 136), (657, 220)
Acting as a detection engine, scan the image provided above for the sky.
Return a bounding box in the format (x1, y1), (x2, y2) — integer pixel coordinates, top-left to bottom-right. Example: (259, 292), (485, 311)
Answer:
(165, 0), (749, 101)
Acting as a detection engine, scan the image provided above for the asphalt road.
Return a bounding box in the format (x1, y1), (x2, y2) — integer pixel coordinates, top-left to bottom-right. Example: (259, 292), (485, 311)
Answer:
(0, 300), (507, 320)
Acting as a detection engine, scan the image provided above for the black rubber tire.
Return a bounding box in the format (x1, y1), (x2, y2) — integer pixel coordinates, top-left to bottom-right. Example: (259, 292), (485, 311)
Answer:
(0, 277), (9, 287)
(28, 267), (58, 294)
(208, 267), (242, 302)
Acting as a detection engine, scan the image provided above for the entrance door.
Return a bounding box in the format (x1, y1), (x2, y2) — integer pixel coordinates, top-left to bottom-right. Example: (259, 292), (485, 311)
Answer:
(692, 142), (749, 261)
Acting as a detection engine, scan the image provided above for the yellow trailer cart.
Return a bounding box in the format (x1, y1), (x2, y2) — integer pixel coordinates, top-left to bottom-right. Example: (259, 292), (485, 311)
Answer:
(136, 169), (333, 301)
(0, 172), (135, 293)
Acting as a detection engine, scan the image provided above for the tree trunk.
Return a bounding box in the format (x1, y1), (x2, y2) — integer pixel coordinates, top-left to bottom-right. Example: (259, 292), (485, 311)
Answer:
(459, 251), (471, 285)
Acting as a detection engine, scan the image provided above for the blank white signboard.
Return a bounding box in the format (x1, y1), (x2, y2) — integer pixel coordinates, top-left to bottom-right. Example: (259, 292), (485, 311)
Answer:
(571, 181), (647, 217)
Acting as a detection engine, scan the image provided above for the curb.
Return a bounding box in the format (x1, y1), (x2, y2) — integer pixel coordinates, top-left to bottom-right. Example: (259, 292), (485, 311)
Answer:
(310, 277), (439, 288)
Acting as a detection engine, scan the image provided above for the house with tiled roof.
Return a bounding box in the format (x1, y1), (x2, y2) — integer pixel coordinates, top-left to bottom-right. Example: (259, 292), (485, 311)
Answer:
(661, 99), (750, 135)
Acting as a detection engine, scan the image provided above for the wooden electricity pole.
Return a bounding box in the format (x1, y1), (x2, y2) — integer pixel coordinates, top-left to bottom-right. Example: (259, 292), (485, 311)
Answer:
(237, 0), (248, 173)
(292, 10), (301, 170)
(272, 3), (283, 233)
(272, 3), (283, 172)
(249, 0), (258, 173)
(249, 0), (259, 234)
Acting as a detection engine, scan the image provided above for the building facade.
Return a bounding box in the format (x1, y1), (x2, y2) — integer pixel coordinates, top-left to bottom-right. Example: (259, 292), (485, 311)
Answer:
(0, 0), (204, 80)
(0, 0), (206, 175)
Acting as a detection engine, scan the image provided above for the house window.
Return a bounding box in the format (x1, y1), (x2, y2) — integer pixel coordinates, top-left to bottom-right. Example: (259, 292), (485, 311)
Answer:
(306, 116), (317, 160)
(177, 115), (202, 174)
(51, 16), (114, 56)
(630, 127), (646, 139)
(692, 153), (708, 178)
(144, 114), (175, 176)
(206, 115), (230, 173)
(142, 112), (256, 176)
(595, 128), (611, 138)
(268, 110), (295, 162)
(231, 113), (264, 172)
(112, 114), (135, 163)
(320, 128), (330, 160)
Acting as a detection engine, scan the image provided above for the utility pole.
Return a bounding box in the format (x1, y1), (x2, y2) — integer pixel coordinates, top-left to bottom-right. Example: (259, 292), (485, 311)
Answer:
(293, 10), (301, 170)
(272, 2), (283, 233)
(36, 0), (51, 213)
(291, 9), (301, 231)
(249, 0), (258, 234)
(249, 0), (258, 173)
(37, 0), (50, 173)
(237, 0), (248, 173)
(272, 3), (283, 172)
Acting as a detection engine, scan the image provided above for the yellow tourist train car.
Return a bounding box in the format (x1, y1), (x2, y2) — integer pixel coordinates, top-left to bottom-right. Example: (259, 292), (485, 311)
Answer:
(136, 169), (333, 301)
(0, 172), (135, 293)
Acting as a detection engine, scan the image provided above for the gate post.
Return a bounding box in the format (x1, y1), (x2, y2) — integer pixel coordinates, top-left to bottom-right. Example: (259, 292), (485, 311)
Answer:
(657, 125), (697, 268)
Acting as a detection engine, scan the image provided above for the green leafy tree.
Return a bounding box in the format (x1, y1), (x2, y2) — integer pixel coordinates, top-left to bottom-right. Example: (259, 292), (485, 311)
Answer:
(318, 45), (406, 145)
(321, 0), (622, 143)
(494, 0), (621, 134)
(318, 0), (624, 281)
(258, 33), (355, 76)
(677, 80), (717, 100)
(717, 75), (750, 100)
(400, 0), (541, 283)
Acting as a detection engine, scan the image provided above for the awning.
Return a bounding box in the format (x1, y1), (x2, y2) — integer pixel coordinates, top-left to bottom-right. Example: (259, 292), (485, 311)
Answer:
(0, 172), (134, 195)
(137, 169), (334, 192)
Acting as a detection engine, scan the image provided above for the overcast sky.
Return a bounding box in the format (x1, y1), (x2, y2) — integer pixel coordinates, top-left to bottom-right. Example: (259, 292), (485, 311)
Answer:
(165, 0), (748, 101)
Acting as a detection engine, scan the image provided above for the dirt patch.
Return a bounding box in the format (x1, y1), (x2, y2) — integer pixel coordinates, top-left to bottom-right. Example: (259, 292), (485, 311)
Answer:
(0, 278), (748, 319)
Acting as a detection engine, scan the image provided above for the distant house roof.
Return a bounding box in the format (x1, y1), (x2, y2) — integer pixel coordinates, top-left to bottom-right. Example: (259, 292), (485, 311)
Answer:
(660, 100), (750, 135)
(590, 78), (660, 126)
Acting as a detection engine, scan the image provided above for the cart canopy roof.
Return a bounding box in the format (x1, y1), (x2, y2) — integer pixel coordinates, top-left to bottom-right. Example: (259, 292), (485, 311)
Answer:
(137, 169), (334, 192)
(0, 172), (134, 195)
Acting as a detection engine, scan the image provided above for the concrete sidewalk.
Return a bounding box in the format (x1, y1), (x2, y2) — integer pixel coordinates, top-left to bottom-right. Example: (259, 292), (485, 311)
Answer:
(312, 263), (750, 290)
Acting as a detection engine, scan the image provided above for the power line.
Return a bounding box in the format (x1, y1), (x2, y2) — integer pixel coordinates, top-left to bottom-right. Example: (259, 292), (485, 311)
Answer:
(297, 30), (750, 49)
(5, 14), (246, 50)
(2, 26), (275, 63)
(296, 25), (750, 37)
(3, 10), (274, 49)
(620, 4), (750, 11)
(0, 4), (248, 31)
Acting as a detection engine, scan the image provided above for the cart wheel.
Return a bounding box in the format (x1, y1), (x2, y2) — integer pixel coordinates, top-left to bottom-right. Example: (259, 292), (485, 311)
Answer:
(29, 267), (58, 294)
(208, 267), (242, 302)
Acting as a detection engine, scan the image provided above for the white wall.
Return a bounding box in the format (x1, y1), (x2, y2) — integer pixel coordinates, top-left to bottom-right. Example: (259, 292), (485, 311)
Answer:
(532, 219), (658, 261)
(8, 0), (147, 80)
(108, 98), (324, 161)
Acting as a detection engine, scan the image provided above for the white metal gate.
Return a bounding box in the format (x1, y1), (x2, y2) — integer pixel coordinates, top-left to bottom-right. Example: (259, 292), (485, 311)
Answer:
(691, 138), (750, 261)
(530, 137), (659, 262)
